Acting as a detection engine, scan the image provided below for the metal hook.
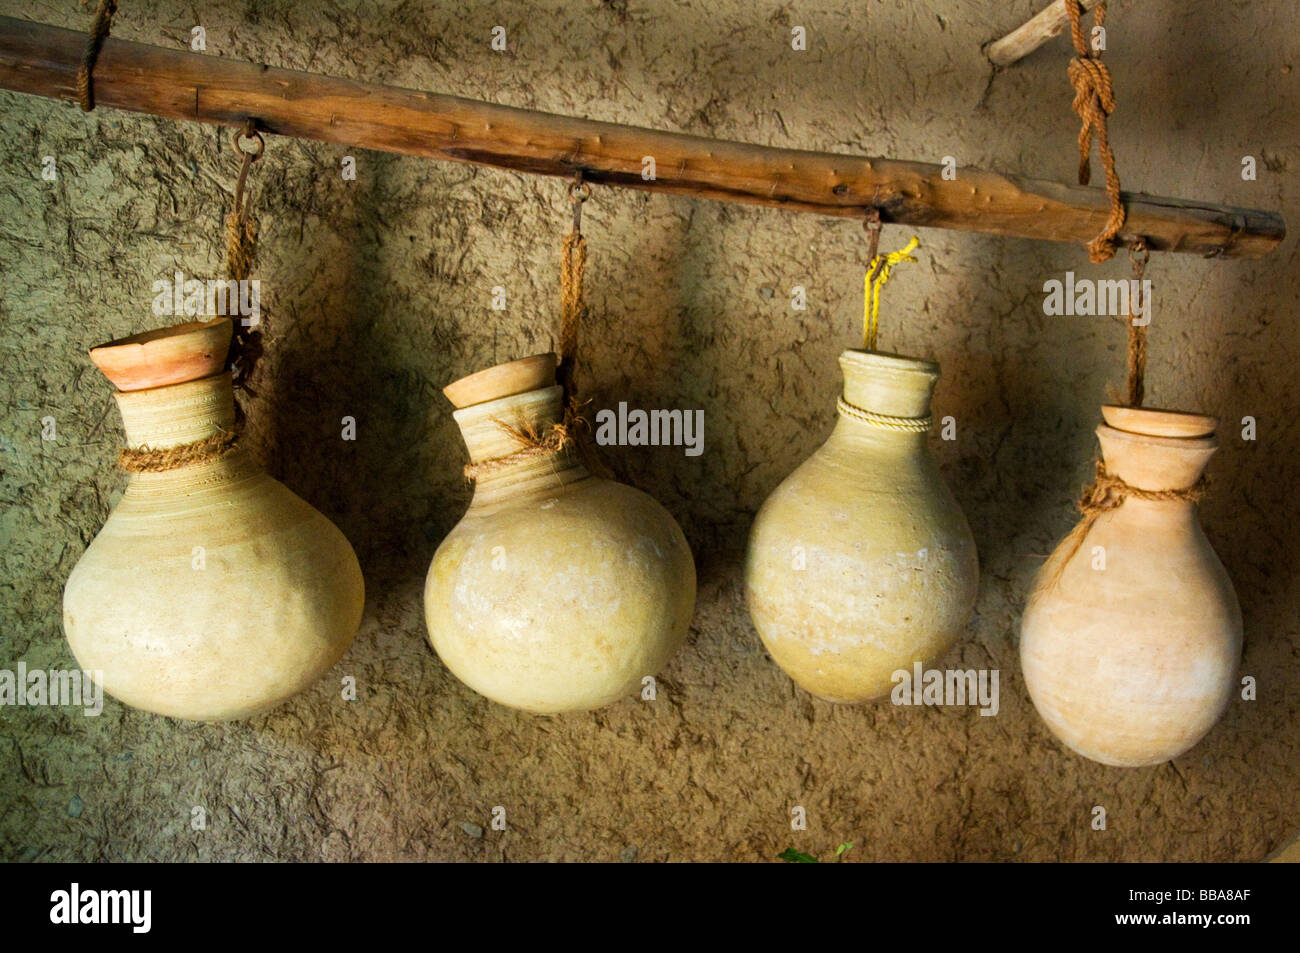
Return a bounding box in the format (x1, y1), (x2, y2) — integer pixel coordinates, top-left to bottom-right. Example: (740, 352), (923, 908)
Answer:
(231, 120), (263, 222)
(864, 202), (884, 280)
(232, 119), (265, 161)
(568, 172), (591, 232)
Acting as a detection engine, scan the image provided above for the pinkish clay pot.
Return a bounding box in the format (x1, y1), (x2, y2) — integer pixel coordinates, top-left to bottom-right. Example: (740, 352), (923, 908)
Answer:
(1021, 405), (1242, 767)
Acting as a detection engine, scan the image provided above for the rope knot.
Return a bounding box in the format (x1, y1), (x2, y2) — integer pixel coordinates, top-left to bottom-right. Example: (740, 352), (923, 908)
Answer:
(1063, 0), (1125, 263)
(1068, 56), (1115, 115)
(862, 235), (920, 350)
(118, 423), (243, 473)
(1086, 232), (1120, 264)
(1075, 458), (1127, 518)
(1067, 56), (1116, 188)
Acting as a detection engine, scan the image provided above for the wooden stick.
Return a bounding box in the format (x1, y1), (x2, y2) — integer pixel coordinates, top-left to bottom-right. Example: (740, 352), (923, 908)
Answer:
(985, 0), (1103, 69)
(0, 15), (1283, 259)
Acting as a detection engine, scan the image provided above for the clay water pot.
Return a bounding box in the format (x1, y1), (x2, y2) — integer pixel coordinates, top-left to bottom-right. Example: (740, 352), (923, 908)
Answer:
(63, 318), (365, 721)
(1020, 405), (1242, 767)
(744, 350), (979, 703)
(426, 354), (695, 713)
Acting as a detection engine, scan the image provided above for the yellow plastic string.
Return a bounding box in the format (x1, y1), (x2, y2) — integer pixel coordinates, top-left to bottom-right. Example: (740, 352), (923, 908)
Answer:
(862, 235), (920, 350)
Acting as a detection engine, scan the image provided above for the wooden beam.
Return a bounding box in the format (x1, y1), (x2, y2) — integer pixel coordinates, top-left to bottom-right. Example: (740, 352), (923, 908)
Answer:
(0, 15), (1283, 259)
(985, 0), (1104, 69)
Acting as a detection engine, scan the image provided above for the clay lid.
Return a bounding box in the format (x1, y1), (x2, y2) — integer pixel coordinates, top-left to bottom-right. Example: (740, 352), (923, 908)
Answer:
(1101, 405), (1217, 439)
(443, 353), (557, 409)
(90, 318), (233, 392)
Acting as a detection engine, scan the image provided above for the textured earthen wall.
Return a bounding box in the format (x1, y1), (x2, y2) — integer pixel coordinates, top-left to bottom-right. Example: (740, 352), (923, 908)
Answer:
(1, 0), (1296, 861)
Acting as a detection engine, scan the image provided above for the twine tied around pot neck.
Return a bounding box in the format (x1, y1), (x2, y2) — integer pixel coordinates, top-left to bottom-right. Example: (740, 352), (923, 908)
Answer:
(461, 411), (591, 481)
(1044, 459), (1208, 589)
(462, 175), (611, 482)
(836, 397), (932, 433)
(118, 423), (243, 473)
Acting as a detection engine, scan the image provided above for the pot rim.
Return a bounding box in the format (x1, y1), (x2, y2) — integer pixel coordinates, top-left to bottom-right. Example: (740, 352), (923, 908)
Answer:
(839, 348), (940, 379)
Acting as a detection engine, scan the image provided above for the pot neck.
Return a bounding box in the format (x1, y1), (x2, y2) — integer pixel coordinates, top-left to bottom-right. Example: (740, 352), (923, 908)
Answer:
(1096, 424), (1217, 498)
(834, 349), (939, 441)
(119, 451), (262, 500)
(114, 372), (237, 449)
(455, 384), (589, 505)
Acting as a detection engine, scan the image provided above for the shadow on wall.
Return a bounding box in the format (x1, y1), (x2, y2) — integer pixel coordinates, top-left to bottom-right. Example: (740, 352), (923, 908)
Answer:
(256, 154), (467, 593)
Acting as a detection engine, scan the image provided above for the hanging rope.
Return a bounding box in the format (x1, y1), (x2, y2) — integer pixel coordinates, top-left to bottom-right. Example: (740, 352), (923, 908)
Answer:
(1124, 238), (1150, 407)
(225, 121), (264, 393)
(76, 0), (117, 112)
(1061, 1), (1159, 544)
(861, 210), (882, 349)
(1064, 0), (1125, 263)
(840, 214), (931, 432)
(1048, 238), (1173, 563)
(861, 235), (920, 351)
(554, 175), (611, 476)
(464, 174), (610, 482)
(1043, 460), (1208, 588)
(557, 176), (590, 400)
(116, 121), (262, 471)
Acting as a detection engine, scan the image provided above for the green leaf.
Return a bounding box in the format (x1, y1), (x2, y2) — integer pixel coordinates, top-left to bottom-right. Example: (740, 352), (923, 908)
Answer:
(834, 842), (854, 858)
(778, 848), (819, 863)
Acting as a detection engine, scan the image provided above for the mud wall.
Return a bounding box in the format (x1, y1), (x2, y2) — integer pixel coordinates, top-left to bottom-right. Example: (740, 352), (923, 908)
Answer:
(1, 0), (1296, 861)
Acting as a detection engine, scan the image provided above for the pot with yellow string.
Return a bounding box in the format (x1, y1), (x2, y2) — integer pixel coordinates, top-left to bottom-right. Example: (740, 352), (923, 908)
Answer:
(744, 233), (979, 703)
